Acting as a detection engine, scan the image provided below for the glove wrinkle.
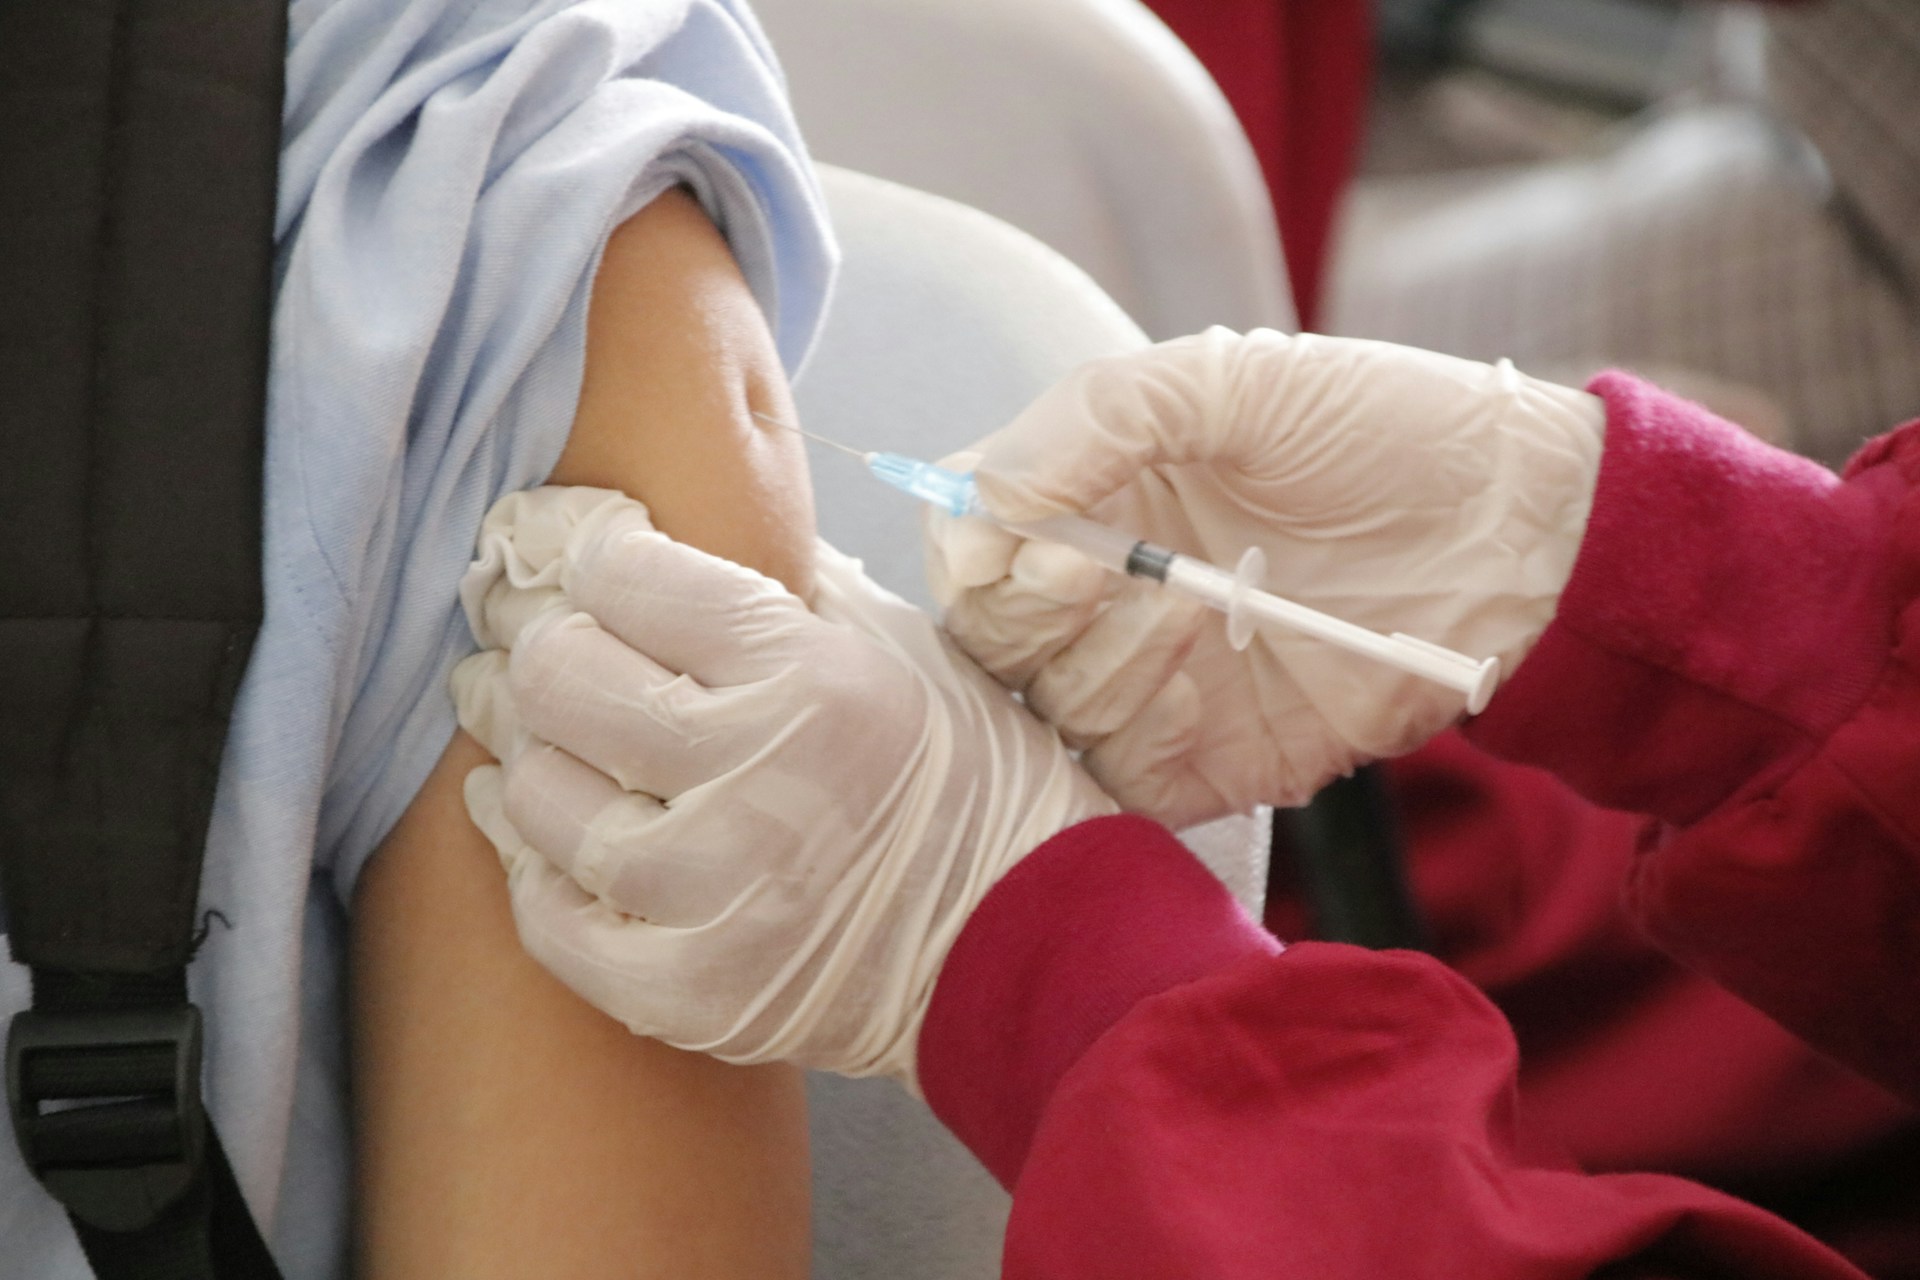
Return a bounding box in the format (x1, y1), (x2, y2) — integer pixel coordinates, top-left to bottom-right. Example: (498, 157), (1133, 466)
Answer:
(1026, 581), (1208, 750)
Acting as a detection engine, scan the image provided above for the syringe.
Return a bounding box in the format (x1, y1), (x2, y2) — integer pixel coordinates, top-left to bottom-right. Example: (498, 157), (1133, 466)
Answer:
(760, 412), (1499, 712)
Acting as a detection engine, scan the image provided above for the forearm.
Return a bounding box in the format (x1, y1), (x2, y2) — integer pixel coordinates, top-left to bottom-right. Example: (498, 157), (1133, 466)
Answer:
(1465, 376), (1920, 1099)
(922, 817), (1863, 1278)
(1464, 374), (1905, 825)
(352, 189), (815, 1278)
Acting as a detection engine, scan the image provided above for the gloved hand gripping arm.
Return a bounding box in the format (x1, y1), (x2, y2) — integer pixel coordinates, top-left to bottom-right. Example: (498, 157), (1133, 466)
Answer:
(452, 489), (1115, 1086)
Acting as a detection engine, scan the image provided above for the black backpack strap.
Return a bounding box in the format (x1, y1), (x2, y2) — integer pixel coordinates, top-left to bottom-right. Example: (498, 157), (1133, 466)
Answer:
(1275, 764), (1428, 952)
(0, 0), (286, 1274)
(13, 973), (282, 1277)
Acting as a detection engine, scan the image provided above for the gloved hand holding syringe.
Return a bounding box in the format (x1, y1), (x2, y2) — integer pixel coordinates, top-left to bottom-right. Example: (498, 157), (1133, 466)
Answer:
(757, 410), (1500, 714)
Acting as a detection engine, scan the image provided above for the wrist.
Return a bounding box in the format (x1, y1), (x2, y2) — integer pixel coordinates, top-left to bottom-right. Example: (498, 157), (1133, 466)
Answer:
(1482, 369), (1607, 682)
(1468, 373), (1905, 823)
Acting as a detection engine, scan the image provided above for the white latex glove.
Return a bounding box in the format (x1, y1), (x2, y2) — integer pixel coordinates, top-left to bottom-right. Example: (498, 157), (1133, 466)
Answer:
(926, 328), (1605, 828)
(451, 487), (1115, 1086)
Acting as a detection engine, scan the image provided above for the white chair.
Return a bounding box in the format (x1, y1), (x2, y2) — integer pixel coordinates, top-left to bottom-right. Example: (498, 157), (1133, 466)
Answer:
(754, 0), (1295, 340)
(798, 163), (1270, 1278)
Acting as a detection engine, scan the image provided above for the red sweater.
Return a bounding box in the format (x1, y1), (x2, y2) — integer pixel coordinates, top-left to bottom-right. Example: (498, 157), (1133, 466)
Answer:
(917, 375), (1920, 1278)
(1361, 734), (1918, 1274)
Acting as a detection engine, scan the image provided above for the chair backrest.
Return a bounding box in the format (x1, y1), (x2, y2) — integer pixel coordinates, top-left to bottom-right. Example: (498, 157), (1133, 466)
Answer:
(798, 166), (1146, 604)
(796, 164), (1269, 1279)
(755, 0), (1295, 340)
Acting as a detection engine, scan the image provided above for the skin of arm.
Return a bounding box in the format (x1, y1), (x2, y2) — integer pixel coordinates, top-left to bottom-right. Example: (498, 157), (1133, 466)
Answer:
(350, 188), (817, 1279)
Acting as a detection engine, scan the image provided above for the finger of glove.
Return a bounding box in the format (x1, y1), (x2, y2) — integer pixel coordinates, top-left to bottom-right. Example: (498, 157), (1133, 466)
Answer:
(506, 743), (776, 930)
(462, 487), (646, 650)
(971, 327), (1286, 524)
(498, 741), (736, 927)
(502, 807), (776, 1059)
(939, 538), (1114, 690)
(463, 762), (518, 872)
(923, 507), (1023, 608)
(808, 537), (932, 639)
(509, 610), (774, 799)
(561, 509), (817, 687)
(1079, 674), (1235, 830)
(921, 452), (1022, 607)
(451, 649), (520, 762)
(1089, 661), (1355, 821)
(1024, 581), (1209, 749)
(499, 847), (697, 1050)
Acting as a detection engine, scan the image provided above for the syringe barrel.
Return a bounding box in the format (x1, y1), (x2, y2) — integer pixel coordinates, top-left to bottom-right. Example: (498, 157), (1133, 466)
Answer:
(1161, 554), (1238, 604)
(997, 513), (1140, 575)
(966, 483), (1503, 709)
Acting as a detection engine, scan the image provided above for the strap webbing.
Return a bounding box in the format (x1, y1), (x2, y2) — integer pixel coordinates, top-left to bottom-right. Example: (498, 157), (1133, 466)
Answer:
(0, 0), (275, 971)
(0, 0), (287, 1274)
(20, 971), (282, 1278)
(74, 1130), (284, 1280)
(1277, 764), (1428, 952)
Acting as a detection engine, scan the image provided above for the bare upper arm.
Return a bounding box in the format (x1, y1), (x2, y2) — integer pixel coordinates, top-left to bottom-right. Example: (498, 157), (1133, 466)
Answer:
(558, 186), (815, 597)
(351, 188), (817, 1279)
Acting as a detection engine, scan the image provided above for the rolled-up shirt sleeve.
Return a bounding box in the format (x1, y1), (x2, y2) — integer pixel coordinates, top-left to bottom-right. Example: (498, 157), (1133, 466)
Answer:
(253, 0), (836, 905)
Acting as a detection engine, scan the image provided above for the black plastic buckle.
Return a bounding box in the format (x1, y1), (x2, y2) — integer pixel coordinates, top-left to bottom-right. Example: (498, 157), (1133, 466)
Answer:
(6, 1004), (206, 1232)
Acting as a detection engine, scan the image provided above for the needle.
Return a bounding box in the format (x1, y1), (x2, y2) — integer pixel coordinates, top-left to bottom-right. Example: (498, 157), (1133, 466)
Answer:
(753, 409), (871, 462)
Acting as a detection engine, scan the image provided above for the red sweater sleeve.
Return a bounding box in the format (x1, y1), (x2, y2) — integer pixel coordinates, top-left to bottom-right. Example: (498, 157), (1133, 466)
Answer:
(919, 816), (1865, 1279)
(1466, 375), (1920, 1102)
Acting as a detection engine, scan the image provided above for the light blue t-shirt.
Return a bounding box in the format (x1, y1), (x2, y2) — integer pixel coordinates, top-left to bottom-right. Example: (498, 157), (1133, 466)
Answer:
(0, 1), (834, 1273)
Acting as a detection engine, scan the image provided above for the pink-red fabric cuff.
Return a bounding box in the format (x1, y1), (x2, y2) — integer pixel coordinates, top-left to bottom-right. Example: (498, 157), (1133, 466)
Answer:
(918, 814), (1281, 1188)
(1466, 372), (1904, 824)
